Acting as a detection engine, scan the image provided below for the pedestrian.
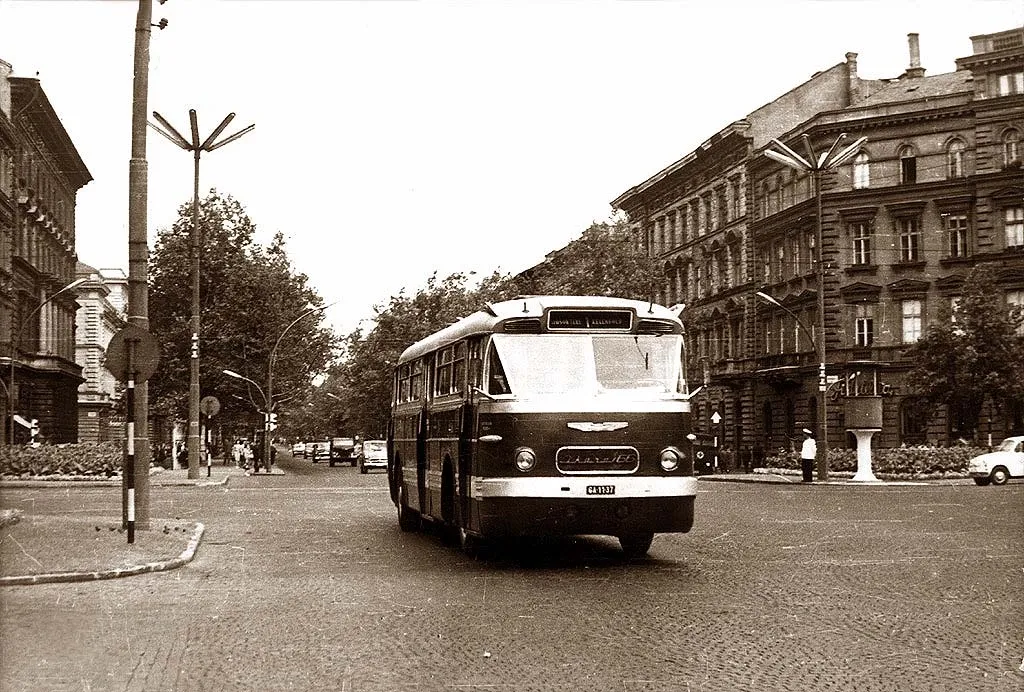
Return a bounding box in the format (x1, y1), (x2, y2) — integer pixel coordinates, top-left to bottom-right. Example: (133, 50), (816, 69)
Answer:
(800, 428), (816, 483)
(242, 442), (253, 470)
(231, 439), (243, 467)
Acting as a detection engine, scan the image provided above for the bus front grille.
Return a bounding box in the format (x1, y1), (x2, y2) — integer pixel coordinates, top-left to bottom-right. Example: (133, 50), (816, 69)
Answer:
(555, 446), (640, 474)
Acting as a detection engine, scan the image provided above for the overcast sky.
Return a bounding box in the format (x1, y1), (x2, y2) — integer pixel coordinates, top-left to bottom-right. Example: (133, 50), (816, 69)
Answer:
(1, 0), (1022, 335)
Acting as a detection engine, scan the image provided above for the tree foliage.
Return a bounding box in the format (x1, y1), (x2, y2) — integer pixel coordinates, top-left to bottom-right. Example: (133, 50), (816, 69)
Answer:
(510, 216), (656, 300)
(147, 190), (336, 434)
(904, 265), (1024, 438)
(322, 271), (514, 438)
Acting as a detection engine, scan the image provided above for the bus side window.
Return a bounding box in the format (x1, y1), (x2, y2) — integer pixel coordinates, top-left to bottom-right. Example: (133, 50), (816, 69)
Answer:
(487, 342), (511, 394)
(468, 338), (484, 389)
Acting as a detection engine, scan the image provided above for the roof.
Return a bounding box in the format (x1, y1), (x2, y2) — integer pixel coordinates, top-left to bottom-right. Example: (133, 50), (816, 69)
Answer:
(852, 70), (972, 107)
(398, 296), (684, 364)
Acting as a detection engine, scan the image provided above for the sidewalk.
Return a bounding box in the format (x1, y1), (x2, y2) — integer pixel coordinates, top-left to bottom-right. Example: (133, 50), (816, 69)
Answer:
(0, 458), (283, 586)
(698, 469), (973, 486)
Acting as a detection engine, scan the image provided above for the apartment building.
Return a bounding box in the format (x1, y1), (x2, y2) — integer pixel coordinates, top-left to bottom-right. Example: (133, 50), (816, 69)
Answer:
(75, 263), (127, 442)
(612, 28), (1024, 466)
(1, 60), (91, 444)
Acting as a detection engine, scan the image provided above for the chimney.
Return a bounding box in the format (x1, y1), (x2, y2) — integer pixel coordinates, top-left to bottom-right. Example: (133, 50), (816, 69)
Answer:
(906, 33), (926, 78)
(846, 52), (860, 104)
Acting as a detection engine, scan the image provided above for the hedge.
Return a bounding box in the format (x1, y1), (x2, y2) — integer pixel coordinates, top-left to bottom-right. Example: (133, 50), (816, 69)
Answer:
(0, 442), (122, 478)
(762, 444), (983, 479)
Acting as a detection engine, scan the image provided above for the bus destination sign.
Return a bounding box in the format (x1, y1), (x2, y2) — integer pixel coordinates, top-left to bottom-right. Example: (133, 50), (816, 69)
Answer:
(548, 310), (632, 331)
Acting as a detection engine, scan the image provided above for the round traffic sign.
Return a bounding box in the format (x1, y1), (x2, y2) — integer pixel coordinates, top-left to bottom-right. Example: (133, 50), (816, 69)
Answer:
(105, 325), (160, 383)
(200, 395), (221, 417)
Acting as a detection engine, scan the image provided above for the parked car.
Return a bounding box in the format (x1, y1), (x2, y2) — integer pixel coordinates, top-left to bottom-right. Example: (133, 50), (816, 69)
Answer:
(291, 442), (306, 456)
(359, 439), (387, 474)
(309, 441), (331, 463)
(968, 436), (1024, 486)
(330, 437), (357, 467)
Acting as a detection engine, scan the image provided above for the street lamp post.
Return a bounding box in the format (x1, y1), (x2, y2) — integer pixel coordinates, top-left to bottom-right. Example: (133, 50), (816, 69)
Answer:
(223, 303), (332, 472)
(149, 109), (254, 478)
(7, 278), (87, 446)
(763, 133), (866, 481)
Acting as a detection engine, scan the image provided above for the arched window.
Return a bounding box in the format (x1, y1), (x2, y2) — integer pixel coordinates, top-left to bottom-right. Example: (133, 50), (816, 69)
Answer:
(853, 151), (870, 189)
(898, 145), (917, 184)
(1003, 129), (1021, 168)
(946, 139), (966, 179)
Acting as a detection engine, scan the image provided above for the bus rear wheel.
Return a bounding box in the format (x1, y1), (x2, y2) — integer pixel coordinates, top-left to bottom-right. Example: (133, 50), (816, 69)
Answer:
(396, 477), (420, 532)
(618, 533), (654, 559)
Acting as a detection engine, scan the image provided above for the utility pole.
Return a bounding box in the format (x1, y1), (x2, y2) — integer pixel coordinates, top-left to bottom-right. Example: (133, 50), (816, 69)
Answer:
(149, 110), (254, 478)
(125, 0), (157, 526)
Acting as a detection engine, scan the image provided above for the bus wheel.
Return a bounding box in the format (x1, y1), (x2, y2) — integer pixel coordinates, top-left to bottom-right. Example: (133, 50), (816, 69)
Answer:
(459, 527), (481, 558)
(396, 478), (420, 532)
(618, 533), (654, 559)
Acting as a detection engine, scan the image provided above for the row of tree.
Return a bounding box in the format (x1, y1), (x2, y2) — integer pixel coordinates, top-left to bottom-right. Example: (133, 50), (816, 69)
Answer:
(142, 192), (1023, 447)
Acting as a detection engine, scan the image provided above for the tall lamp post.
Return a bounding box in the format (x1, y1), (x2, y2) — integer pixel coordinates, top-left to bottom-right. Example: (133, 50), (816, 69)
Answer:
(224, 303), (332, 472)
(763, 132), (865, 481)
(7, 278), (87, 446)
(148, 109), (254, 477)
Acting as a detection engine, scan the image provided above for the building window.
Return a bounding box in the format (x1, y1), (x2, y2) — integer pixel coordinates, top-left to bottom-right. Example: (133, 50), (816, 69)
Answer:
(898, 217), (921, 262)
(1007, 290), (1024, 336)
(1006, 206), (1024, 249)
(946, 139), (966, 179)
(902, 299), (922, 343)
(945, 213), (970, 258)
(899, 145), (917, 184)
(731, 178), (742, 219)
(717, 187), (728, 228)
(853, 152), (870, 189)
(851, 221), (872, 265)
(855, 305), (874, 347)
(996, 70), (1024, 96)
(900, 397), (927, 444)
(1004, 129), (1021, 168)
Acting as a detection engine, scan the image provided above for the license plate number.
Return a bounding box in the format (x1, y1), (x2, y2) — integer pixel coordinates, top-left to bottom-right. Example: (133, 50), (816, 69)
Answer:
(586, 485), (615, 495)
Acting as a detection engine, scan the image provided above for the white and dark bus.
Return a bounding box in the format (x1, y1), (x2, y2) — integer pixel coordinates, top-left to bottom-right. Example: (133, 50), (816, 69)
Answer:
(387, 295), (700, 558)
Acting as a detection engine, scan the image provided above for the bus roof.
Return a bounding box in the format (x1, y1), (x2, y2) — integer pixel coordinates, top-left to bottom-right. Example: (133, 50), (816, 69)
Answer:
(397, 295), (684, 364)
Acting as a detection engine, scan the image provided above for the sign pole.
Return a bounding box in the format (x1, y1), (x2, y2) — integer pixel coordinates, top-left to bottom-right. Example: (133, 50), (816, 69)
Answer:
(124, 337), (137, 544)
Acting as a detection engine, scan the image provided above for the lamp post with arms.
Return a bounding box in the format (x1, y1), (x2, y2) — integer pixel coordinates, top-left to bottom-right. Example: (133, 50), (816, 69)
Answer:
(762, 133), (866, 481)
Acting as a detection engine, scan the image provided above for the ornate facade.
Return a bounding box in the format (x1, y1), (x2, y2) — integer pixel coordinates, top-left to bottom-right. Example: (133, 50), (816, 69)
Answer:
(612, 29), (1024, 466)
(1, 60), (92, 444)
(75, 263), (127, 443)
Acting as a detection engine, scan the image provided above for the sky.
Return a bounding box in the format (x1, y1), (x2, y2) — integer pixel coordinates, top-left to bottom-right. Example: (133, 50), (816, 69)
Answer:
(1, 0), (1022, 337)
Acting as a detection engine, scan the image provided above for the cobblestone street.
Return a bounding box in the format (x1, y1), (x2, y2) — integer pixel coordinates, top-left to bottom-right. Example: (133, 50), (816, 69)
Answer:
(1, 461), (1022, 691)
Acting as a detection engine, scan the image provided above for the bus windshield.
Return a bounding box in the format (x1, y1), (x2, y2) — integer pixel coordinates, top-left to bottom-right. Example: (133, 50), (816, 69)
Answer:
(489, 333), (684, 398)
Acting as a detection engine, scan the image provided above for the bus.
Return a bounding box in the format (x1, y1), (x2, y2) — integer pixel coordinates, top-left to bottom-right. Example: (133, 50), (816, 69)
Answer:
(387, 295), (700, 558)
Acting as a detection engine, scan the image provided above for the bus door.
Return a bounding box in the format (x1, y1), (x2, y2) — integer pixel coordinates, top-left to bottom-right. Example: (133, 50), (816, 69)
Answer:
(457, 401), (475, 529)
(416, 407), (428, 513)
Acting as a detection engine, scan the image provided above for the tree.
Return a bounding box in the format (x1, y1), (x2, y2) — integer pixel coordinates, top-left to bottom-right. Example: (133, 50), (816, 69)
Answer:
(905, 265), (1024, 439)
(147, 190), (336, 438)
(510, 215), (656, 299)
(324, 271), (513, 437)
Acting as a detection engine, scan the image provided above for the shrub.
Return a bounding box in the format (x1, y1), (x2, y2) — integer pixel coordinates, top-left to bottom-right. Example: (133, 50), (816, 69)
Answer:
(0, 442), (122, 477)
(763, 444), (983, 479)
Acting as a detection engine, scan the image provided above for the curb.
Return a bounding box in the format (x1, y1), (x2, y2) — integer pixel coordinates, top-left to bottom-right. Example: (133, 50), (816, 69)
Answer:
(698, 474), (969, 486)
(0, 474), (235, 489)
(0, 521), (206, 587)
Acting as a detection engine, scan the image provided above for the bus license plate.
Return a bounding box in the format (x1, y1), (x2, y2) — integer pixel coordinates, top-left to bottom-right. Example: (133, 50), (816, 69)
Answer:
(586, 485), (616, 495)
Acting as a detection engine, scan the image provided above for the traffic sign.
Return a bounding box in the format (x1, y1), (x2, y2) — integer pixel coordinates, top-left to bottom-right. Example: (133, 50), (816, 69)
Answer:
(106, 325), (160, 382)
(200, 396), (221, 417)
(711, 411), (722, 424)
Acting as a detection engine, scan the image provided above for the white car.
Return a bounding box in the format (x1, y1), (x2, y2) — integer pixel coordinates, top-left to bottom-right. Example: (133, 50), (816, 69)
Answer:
(359, 439), (387, 474)
(291, 442), (306, 456)
(968, 436), (1024, 486)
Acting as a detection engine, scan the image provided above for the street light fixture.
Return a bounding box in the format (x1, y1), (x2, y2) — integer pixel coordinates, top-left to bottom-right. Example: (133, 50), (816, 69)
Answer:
(223, 303), (333, 472)
(7, 277), (87, 445)
(149, 109), (254, 478)
(762, 132), (866, 481)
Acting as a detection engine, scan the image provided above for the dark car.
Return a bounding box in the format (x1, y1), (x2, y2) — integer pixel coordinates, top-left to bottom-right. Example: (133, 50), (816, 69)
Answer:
(330, 437), (356, 467)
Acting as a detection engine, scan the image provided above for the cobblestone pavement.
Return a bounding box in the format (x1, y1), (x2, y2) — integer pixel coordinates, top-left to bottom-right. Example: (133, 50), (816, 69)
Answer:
(1, 455), (1021, 691)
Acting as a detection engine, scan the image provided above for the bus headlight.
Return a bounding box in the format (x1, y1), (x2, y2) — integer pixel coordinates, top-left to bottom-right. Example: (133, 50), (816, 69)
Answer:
(660, 447), (683, 472)
(515, 447), (537, 472)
